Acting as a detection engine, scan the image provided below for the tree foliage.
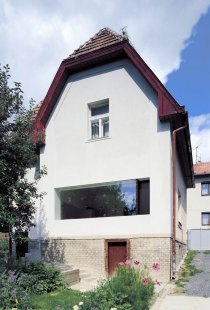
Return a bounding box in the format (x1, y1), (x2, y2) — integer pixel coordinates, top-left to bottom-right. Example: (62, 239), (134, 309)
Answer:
(0, 64), (44, 241)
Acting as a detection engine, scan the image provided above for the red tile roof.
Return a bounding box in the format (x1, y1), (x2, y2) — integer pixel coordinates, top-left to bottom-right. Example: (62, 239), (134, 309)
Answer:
(68, 27), (128, 59)
(194, 162), (210, 176)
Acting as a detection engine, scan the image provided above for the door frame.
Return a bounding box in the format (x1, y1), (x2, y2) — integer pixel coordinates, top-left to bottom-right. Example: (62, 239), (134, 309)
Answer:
(104, 239), (130, 276)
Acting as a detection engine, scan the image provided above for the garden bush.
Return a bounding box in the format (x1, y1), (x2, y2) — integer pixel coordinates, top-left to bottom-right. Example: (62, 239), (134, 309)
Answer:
(0, 271), (32, 309)
(0, 238), (9, 253)
(0, 260), (66, 309)
(18, 260), (66, 294)
(77, 259), (160, 310)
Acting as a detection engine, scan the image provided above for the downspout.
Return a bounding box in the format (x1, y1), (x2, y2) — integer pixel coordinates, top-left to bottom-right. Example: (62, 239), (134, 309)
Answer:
(172, 124), (187, 279)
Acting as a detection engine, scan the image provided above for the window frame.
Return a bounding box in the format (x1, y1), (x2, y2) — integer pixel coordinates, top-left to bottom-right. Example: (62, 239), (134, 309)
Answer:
(201, 212), (210, 226)
(88, 99), (109, 140)
(201, 182), (210, 196)
(56, 178), (150, 220)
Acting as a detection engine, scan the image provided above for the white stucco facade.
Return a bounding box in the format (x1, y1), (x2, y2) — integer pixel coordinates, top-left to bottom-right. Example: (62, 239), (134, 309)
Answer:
(29, 59), (175, 240)
(176, 153), (187, 243)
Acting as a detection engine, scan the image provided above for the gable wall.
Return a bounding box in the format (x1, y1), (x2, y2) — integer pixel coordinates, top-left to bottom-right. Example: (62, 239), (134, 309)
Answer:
(30, 59), (172, 239)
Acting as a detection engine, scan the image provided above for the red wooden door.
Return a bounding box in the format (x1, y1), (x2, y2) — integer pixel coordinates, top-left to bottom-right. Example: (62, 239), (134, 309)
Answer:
(108, 242), (127, 275)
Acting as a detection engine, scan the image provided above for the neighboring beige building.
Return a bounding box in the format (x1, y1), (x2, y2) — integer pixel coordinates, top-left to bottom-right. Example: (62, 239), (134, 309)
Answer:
(187, 162), (210, 229)
(29, 28), (194, 282)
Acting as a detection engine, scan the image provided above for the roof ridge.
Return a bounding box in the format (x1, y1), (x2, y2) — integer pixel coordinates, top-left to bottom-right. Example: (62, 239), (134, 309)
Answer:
(68, 27), (128, 59)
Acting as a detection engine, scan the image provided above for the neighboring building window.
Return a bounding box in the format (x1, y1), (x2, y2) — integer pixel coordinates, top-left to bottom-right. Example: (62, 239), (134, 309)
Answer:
(201, 183), (210, 196)
(57, 179), (150, 220)
(201, 212), (210, 226)
(89, 99), (109, 139)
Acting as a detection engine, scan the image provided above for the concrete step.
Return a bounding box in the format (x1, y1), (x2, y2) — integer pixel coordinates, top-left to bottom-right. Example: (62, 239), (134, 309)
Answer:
(48, 263), (80, 286)
(70, 269), (102, 292)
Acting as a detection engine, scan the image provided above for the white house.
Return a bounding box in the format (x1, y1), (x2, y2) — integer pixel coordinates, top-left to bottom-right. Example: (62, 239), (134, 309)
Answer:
(188, 162), (210, 229)
(30, 28), (194, 281)
(187, 162), (210, 250)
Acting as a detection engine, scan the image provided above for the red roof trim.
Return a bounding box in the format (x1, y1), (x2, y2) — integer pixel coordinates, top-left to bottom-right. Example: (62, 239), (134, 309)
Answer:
(34, 40), (184, 132)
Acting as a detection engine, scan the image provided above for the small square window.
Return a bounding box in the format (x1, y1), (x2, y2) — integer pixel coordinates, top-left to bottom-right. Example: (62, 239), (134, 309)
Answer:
(201, 183), (210, 196)
(89, 99), (109, 140)
(201, 212), (210, 226)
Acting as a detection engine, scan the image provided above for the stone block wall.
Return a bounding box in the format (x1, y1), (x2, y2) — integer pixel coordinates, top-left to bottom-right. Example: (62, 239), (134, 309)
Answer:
(130, 237), (171, 282)
(29, 236), (187, 282)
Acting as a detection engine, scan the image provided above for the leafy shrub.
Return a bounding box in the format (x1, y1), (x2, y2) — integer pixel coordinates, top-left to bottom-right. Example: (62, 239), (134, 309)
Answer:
(78, 259), (158, 310)
(0, 259), (67, 309)
(0, 271), (32, 309)
(19, 261), (66, 294)
(0, 239), (9, 253)
(6, 260), (66, 295)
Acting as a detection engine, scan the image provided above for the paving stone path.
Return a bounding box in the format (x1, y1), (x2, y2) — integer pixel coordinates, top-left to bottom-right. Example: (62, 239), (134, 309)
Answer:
(185, 251), (210, 297)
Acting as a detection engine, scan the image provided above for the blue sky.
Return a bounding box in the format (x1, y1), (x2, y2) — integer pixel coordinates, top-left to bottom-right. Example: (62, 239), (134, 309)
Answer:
(166, 7), (210, 117)
(0, 0), (210, 161)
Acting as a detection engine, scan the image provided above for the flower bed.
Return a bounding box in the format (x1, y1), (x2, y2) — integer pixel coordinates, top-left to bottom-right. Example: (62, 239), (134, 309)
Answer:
(74, 259), (160, 310)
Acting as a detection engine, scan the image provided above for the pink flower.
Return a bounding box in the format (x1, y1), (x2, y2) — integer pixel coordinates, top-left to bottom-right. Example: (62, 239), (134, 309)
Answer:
(152, 263), (160, 271)
(118, 262), (125, 266)
(155, 279), (161, 286)
(134, 260), (140, 265)
(125, 259), (132, 266)
(142, 278), (149, 286)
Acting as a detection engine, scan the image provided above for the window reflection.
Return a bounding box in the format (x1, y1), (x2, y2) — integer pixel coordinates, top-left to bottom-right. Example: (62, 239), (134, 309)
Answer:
(59, 180), (137, 219)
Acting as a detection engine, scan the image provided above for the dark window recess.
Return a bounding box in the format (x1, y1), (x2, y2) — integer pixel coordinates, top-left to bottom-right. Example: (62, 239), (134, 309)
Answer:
(60, 180), (136, 219)
(91, 103), (109, 116)
(137, 180), (150, 214)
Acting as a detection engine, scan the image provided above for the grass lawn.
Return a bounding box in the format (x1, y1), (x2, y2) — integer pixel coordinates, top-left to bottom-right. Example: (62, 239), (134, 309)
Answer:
(32, 289), (84, 309)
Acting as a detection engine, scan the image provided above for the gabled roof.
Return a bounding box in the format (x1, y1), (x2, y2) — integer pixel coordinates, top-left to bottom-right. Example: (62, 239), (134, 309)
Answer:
(194, 162), (210, 176)
(33, 27), (194, 187)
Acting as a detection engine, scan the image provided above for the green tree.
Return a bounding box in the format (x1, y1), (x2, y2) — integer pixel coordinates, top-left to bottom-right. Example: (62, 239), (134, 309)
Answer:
(0, 64), (44, 253)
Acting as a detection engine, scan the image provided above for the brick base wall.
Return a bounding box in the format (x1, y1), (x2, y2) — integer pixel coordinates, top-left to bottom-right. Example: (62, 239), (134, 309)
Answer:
(130, 237), (171, 282)
(29, 237), (187, 282)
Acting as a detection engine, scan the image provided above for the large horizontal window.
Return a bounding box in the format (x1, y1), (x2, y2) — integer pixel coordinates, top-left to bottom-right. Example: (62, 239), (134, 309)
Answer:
(56, 179), (150, 220)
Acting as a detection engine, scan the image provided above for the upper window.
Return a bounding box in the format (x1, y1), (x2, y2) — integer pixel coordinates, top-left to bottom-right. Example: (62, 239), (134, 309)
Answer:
(201, 183), (210, 196)
(201, 212), (210, 226)
(89, 99), (109, 140)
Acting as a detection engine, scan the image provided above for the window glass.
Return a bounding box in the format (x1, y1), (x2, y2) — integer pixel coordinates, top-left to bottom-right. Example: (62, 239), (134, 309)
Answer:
(202, 213), (210, 225)
(201, 183), (210, 196)
(91, 104), (109, 116)
(91, 121), (99, 139)
(59, 180), (137, 219)
(102, 118), (109, 137)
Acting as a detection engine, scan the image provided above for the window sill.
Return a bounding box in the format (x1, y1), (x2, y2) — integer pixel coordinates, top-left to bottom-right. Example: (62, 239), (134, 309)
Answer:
(86, 137), (111, 143)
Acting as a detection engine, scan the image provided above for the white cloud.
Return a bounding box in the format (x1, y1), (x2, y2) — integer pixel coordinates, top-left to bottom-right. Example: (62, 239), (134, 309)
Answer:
(0, 0), (209, 104)
(190, 114), (210, 163)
